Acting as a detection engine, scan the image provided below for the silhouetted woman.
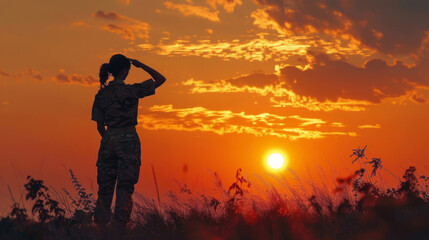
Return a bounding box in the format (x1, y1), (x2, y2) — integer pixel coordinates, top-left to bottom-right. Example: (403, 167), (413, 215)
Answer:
(91, 54), (166, 234)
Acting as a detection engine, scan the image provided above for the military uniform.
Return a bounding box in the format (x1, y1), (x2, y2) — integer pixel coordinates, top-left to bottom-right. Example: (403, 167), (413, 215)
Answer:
(91, 79), (155, 226)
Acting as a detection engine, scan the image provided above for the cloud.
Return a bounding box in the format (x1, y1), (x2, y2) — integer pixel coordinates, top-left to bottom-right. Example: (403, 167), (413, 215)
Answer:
(182, 52), (429, 110)
(280, 53), (429, 103)
(164, 1), (220, 22)
(93, 10), (123, 21)
(206, 0), (242, 13)
(52, 69), (98, 86)
(148, 35), (371, 62)
(211, 72), (280, 89)
(358, 124), (381, 129)
(331, 122), (345, 127)
(100, 23), (149, 40)
(252, 0), (429, 55)
(92, 10), (147, 25)
(288, 115), (325, 126)
(1, 68), (99, 87)
(251, 8), (284, 34)
(269, 97), (370, 112)
(0, 69), (41, 81)
(138, 104), (356, 140)
(411, 94), (427, 103)
(94, 11), (150, 40)
(182, 76), (371, 112)
(73, 10), (150, 40)
(0, 70), (10, 78)
(26, 68), (43, 81)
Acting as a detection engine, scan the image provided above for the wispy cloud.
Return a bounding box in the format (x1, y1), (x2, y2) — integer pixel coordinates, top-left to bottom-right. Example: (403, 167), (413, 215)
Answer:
(182, 77), (371, 112)
(52, 69), (98, 86)
(0, 68), (43, 82)
(93, 10), (123, 21)
(279, 53), (429, 103)
(100, 23), (149, 40)
(181, 51), (429, 111)
(269, 97), (370, 112)
(73, 10), (150, 40)
(358, 124), (381, 129)
(138, 104), (356, 140)
(164, 1), (220, 22)
(1, 68), (99, 87)
(26, 68), (43, 81)
(252, 0), (429, 55)
(331, 122), (345, 128)
(144, 35), (372, 62)
(411, 94), (427, 103)
(147, 35), (371, 62)
(206, 0), (242, 13)
(94, 10), (150, 40)
(0, 70), (10, 78)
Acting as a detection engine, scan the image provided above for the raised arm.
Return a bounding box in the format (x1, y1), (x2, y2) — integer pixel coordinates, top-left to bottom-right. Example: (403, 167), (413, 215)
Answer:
(129, 59), (166, 88)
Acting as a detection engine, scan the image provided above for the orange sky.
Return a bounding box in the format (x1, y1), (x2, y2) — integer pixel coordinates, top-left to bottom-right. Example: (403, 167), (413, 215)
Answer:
(1, 0), (429, 215)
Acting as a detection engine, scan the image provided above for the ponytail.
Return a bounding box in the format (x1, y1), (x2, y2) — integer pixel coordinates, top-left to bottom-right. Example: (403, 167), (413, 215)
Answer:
(99, 54), (130, 88)
(99, 63), (110, 88)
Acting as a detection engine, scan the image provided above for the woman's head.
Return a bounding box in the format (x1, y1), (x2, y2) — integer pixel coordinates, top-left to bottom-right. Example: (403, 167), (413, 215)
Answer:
(99, 54), (131, 88)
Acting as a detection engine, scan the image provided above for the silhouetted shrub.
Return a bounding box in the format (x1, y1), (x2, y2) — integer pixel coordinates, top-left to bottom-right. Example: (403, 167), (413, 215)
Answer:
(24, 176), (65, 223)
(1, 147), (429, 239)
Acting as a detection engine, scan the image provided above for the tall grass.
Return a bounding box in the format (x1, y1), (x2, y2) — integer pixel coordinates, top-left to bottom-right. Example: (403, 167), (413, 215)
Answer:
(1, 146), (429, 240)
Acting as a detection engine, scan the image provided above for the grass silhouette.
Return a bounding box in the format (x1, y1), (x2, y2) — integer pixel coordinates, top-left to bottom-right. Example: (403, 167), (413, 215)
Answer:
(1, 146), (429, 240)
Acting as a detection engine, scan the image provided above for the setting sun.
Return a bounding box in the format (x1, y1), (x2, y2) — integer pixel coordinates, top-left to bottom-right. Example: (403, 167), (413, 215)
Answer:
(267, 153), (285, 169)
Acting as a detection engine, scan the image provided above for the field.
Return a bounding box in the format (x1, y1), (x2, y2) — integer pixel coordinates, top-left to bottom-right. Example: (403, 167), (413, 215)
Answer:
(1, 147), (429, 240)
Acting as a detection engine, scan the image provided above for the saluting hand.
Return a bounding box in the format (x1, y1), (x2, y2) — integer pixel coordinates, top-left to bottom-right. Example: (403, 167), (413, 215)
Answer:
(128, 58), (166, 88)
(129, 58), (144, 68)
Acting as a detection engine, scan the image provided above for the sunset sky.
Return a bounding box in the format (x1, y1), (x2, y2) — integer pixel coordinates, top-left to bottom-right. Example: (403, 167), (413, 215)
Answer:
(1, 0), (429, 214)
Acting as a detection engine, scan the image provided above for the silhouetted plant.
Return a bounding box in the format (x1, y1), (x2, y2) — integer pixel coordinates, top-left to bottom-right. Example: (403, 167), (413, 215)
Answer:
(308, 195), (323, 216)
(398, 166), (421, 201)
(350, 145), (372, 183)
(24, 176), (65, 222)
(365, 157), (401, 182)
(350, 145), (368, 164)
(336, 199), (353, 216)
(179, 183), (192, 195)
(420, 175), (429, 201)
(227, 168), (250, 198)
(64, 169), (95, 214)
(2, 147), (429, 240)
(61, 169), (95, 225)
(201, 194), (220, 211)
(9, 203), (28, 222)
(224, 168), (251, 213)
(365, 157), (382, 177)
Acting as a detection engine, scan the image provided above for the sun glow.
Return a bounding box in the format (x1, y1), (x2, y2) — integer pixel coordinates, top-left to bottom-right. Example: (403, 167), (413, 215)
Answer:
(267, 153), (285, 169)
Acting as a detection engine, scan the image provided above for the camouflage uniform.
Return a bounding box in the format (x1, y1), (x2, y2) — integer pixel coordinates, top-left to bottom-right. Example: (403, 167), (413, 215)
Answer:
(91, 79), (155, 225)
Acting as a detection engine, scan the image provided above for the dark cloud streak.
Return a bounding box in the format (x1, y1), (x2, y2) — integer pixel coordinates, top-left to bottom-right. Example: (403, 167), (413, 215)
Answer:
(53, 70), (98, 86)
(92, 10), (122, 21)
(253, 0), (429, 55)
(280, 53), (429, 103)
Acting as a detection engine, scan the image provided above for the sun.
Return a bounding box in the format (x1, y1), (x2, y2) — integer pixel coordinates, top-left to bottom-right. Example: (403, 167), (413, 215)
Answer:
(267, 153), (285, 169)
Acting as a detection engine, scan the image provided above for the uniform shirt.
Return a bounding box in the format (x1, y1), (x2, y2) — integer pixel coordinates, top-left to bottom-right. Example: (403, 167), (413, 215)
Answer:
(91, 79), (155, 128)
